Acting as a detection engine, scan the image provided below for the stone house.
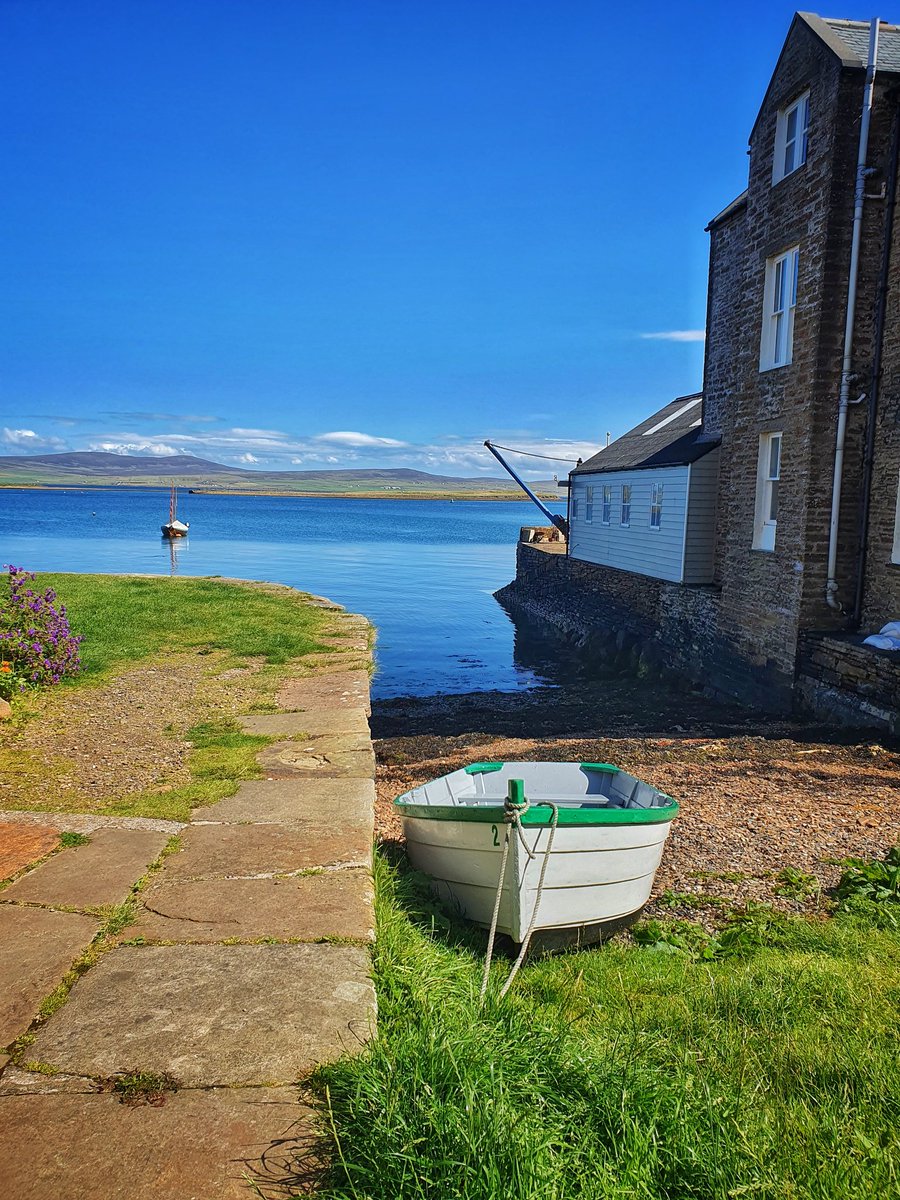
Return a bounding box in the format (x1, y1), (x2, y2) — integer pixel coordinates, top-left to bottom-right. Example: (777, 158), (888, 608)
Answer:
(503, 12), (900, 729)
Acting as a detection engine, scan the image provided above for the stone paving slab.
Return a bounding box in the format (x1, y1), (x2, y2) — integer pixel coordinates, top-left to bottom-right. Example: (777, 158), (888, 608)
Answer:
(277, 669), (371, 714)
(0, 811), (185, 835)
(0, 906), (99, 1047)
(1, 828), (170, 910)
(239, 707), (371, 737)
(163, 823), (371, 879)
(0, 1086), (320, 1199)
(258, 734), (375, 779)
(200, 777), (375, 828)
(29, 944), (376, 1086)
(129, 870), (374, 943)
(0, 822), (60, 882)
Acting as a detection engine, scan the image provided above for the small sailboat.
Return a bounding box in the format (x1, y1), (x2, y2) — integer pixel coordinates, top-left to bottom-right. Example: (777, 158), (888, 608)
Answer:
(161, 483), (189, 538)
(395, 761), (678, 948)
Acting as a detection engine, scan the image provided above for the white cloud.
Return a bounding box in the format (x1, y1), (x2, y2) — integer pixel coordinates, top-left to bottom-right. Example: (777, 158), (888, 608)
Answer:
(2, 427), (66, 451)
(73, 423), (598, 479)
(90, 440), (181, 456)
(228, 427), (288, 438)
(640, 330), (706, 342)
(315, 431), (408, 448)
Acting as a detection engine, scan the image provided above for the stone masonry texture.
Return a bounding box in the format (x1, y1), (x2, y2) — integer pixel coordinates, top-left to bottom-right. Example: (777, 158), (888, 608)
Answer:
(509, 18), (900, 727)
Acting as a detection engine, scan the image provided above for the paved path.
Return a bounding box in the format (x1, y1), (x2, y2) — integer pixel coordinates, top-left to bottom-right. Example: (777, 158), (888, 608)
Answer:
(0, 610), (376, 1198)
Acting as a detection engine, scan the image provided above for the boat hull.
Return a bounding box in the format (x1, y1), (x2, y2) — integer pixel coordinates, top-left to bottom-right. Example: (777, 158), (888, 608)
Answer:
(402, 814), (673, 945)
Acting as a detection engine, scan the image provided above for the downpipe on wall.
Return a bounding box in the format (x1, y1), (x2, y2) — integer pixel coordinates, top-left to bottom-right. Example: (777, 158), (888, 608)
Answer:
(826, 16), (880, 611)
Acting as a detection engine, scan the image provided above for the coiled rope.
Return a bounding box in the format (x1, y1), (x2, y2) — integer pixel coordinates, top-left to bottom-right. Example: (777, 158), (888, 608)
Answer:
(479, 780), (560, 1004)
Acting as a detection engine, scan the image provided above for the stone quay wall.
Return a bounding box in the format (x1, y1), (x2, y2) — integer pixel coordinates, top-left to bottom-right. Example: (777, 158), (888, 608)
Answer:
(502, 541), (898, 730)
(797, 633), (900, 734)
(498, 542), (795, 713)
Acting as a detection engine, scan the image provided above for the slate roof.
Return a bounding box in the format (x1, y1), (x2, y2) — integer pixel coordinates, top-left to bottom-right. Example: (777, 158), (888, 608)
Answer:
(806, 15), (900, 72)
(572, 394), (720, 476)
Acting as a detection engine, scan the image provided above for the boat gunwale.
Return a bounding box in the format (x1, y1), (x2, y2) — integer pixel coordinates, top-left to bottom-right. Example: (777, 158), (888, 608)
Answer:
(394, 799), (679, 826)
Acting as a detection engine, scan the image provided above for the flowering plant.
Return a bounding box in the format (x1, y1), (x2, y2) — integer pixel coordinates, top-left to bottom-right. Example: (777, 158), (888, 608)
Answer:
(0, 566), (83, 696)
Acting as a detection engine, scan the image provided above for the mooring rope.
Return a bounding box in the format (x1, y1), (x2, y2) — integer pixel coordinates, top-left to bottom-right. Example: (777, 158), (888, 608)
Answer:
(479, 785), (560, 1005)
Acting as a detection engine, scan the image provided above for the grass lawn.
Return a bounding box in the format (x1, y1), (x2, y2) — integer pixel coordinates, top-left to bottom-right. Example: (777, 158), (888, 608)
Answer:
(316, 852), (900, 1200)
(0, 574), (347, 821)
(41, 573), (329, 677)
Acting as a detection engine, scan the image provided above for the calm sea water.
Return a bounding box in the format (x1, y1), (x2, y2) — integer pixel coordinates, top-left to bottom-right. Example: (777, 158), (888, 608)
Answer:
(0, 487), (566, 698)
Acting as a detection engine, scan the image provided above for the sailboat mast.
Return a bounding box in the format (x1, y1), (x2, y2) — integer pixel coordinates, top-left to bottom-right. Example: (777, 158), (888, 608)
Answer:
(169, 483), (176, 523)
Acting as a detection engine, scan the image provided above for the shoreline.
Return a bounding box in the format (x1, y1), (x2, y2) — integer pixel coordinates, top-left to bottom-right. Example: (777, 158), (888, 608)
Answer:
(0, 483), (560, 501)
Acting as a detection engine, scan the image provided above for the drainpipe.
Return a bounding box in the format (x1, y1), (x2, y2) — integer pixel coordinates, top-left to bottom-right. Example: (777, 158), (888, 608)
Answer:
(851, 89), (900, 627)
(826, 17), (880, 611)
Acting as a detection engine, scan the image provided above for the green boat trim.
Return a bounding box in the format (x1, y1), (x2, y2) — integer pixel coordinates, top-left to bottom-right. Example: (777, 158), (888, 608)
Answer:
(464, 762), (505, 775)
(394, 798), (679, 827)
(580, 762), (619, 773)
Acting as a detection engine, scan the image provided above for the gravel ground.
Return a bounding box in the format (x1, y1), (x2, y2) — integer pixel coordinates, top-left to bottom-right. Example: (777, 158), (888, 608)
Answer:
(0, 653), (268, 814)
(372, 681), (900, 922)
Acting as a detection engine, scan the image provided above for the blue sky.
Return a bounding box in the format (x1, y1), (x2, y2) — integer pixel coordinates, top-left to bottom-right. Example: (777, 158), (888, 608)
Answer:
(0, 2), (878, 476)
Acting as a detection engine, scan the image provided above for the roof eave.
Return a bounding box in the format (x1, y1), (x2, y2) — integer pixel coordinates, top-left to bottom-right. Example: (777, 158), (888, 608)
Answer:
(571, 438), (721, 476)
(705, 190), (748, 232)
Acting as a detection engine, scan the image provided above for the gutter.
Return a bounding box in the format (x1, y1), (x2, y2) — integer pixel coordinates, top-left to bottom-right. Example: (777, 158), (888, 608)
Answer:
(826, 17), (880, 611)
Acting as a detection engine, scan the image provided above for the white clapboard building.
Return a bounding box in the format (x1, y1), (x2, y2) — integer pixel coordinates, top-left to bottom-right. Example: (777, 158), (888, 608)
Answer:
(568, 395), (721, 585)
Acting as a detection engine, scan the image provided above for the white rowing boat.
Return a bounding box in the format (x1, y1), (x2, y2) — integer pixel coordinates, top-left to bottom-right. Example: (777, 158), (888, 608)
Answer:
(395, 761), (678, 949)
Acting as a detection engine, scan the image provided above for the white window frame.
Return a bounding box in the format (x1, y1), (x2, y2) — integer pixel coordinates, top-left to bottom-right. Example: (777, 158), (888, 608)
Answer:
(773, 91), (809, 184)
(601, 485), (612, 525)
(649, 483), (663, 530)
(753, 432), (782, 552)
(892, 470), (900, 564)
(620, 484), (631, 527)
(585, 485), (594, 524)
(760, 247), (799, 370)
(571, 491), (579, 521)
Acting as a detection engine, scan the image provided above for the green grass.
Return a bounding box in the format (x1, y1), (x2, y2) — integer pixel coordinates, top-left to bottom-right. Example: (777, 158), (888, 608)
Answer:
(59, 831), (91, 848)
(315, 853), (900, 1200)
(0, 574), (333, 820)
(116, 718), (271, 821)
(31, 573), (327, 681)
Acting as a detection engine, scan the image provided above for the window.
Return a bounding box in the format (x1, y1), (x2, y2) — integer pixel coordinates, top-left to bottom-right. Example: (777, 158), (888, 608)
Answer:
(753, 432), (782, 551)
(650, 483), (663, 529)
(761, 247), (799, 370)
(601, 485), (612, 525)
(585, 486), (594, 524)
(893, 471), (900, 564)
(773, 91), (809, 183)
(621, 484), (631, 527)
(571, 491), (579, 521)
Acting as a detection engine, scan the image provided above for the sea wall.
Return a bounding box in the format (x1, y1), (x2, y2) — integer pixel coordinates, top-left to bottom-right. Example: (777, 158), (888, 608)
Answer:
(501, 541), (900, 731)
(797, 633), (900, 734)
(497, 541), (795, 712)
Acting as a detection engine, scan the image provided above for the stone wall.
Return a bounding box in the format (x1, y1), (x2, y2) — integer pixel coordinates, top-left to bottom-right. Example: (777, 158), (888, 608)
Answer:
(498, 544), (795, 712)
(797, 632), (900, 732)
(502, 545), (898, 729)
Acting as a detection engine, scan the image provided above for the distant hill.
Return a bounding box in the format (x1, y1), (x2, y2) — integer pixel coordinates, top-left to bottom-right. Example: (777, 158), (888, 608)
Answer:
(0, 452), (242, 477)
(0, 451), (561, 499)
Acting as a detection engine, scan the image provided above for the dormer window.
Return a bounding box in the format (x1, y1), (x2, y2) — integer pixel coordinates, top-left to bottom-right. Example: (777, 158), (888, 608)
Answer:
(773, 92), (809, 184)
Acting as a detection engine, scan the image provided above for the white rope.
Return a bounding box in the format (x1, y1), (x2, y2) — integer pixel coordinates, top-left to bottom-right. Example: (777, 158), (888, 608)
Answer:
(479, 790), (560, 1005)
(498, 802), (559, 1001)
